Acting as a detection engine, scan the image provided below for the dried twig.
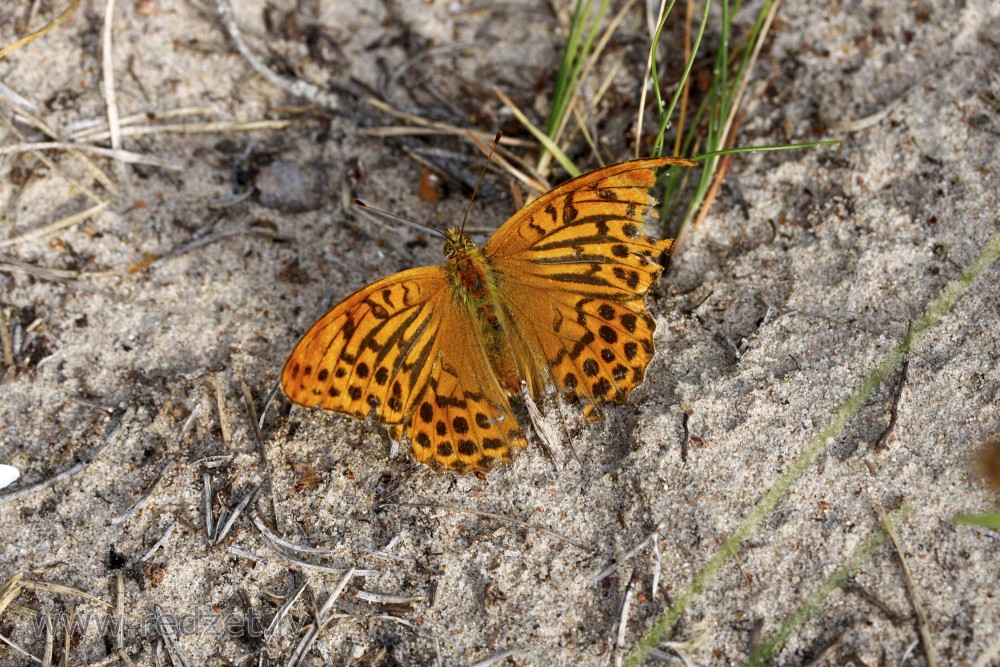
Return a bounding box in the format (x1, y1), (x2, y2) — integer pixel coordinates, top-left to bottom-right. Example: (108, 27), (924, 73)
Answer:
(874, 356), (909, 450)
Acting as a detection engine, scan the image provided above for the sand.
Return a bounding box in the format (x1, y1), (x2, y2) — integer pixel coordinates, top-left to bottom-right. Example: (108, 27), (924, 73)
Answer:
(1, 1), (998, 665)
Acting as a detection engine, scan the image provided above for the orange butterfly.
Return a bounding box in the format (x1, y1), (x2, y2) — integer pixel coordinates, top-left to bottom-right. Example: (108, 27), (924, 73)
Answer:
(281, 156), (696, 473)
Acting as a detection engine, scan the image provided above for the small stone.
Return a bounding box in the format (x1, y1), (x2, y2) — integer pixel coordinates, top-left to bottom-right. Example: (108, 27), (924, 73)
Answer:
(256, 161), (328, 213)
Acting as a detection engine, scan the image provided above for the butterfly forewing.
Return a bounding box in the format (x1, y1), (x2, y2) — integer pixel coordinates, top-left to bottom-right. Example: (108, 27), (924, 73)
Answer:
(486, 157), (694, 418)
(281, 268), (449, 424)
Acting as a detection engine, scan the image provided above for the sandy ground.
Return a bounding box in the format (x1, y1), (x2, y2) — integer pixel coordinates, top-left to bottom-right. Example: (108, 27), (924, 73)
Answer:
(1, 1), (998, 665)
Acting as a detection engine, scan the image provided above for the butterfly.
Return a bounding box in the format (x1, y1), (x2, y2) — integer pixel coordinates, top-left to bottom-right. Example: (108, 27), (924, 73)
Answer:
(281, 156), (696, 474)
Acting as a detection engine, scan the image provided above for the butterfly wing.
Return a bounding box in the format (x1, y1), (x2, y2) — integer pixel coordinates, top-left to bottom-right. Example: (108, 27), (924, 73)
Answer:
(401, 295), (527, 473)
(282, 268), (450, 423)
(281, 267), (525, 472)
(484, 157), (695, 419)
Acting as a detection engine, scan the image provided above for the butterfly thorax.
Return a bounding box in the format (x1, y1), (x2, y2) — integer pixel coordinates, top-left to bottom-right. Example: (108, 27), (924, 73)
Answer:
(443, 227), (505, 344)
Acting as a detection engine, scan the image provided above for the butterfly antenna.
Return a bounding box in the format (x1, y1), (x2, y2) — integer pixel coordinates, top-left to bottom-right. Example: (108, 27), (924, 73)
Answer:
(353, 199), (447, 239)
(460, 131), (503, 235)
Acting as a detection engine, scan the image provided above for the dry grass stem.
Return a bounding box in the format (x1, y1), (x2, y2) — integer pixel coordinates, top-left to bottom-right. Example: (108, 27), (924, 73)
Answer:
(111, 457), (175, 525)
(251, 510), (336, 555)
(0, 0), (81, 61)
(0, 142), (183, 169)
(0, 572), (24, 615)
(67, 106), (216, 139)
(873, 500), (939, 667)
(571, 102), (604, 166)
(0, 201), (110, 250)
(0, 96), (117, 198)
(101, 0), (127, 186)
(139, 520), (177, 561)
(594, 522), (666, 582)
(673, 0), (694, 156)
(634, 0), (670, 159)
(71, 119), (292, 145)
(364, 97), (527, 149)
(20, 579), (114, 611)
(213, 0), (341, 111)
(540, 0), (637, 176)
(465, 127), (549, 196)
(354, 590), (424, 605)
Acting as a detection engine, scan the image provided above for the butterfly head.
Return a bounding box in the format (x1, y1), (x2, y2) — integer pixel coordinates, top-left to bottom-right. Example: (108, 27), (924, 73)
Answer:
(443, 227), (477, 258)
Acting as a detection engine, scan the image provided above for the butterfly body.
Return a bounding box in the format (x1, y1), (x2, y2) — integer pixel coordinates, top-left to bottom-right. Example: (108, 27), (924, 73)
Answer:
(282, 156), (696, 473)
(443, 228), (505, 347)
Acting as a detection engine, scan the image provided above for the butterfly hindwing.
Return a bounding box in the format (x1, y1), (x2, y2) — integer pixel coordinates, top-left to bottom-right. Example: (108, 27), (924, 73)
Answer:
(403, 319), (527, 472)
